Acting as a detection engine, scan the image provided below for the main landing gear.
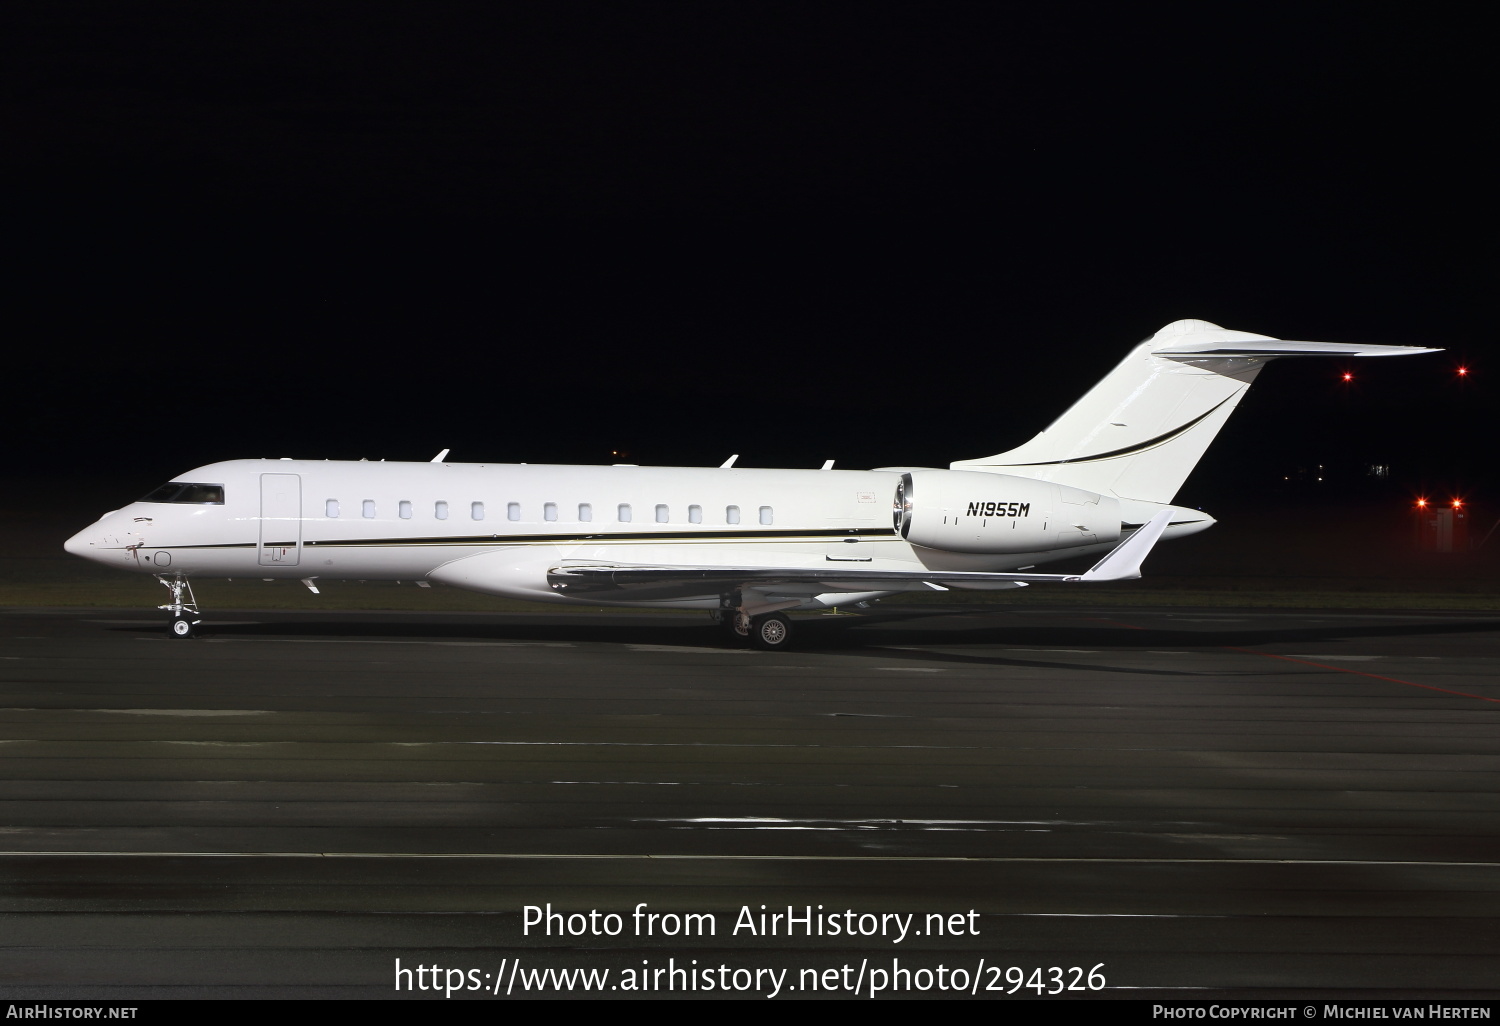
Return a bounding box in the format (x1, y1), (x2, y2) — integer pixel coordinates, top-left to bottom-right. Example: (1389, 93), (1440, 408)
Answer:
(156, 573), (202, 639)
(717, 609), (794, 650)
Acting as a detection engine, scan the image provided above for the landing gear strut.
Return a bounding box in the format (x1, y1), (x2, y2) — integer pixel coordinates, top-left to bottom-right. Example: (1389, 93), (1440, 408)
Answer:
(156, 573), (201, 639)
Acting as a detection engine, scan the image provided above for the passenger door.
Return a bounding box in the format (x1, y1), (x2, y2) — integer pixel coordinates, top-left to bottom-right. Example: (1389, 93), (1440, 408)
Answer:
(258, 473), (302, 566)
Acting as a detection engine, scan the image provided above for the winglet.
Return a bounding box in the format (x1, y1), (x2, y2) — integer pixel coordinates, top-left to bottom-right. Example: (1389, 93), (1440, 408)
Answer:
(1080, 511), (1173, 581)
(719, 455), (739, 469)
(431, 449), (450, 463)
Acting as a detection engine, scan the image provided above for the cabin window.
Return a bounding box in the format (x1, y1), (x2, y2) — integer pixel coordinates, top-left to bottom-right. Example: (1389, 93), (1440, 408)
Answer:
(435, 501), (449, 520)
(759, 506), (773, 525)
(578, 502), (592, 522)
(688, 504), (702, 524)
(544, 502), (558, 522)
(325, 499), (339, 518)
(726, 505), (740, 524)
(362, 500), (376, 519)
(398, 500), (412, 519)
(507, 502), (520, 521)
(655, 504), (669, 523)
(618, 503), (632, 523)
(472, 502), (485, 521)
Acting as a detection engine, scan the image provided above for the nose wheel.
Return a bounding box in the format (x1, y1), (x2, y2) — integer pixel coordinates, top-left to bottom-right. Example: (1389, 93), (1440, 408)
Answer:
(156, 573), (202, 639)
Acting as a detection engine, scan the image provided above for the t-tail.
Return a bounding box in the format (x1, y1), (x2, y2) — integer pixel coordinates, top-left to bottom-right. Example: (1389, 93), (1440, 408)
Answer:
(950, 319), (1439, 504)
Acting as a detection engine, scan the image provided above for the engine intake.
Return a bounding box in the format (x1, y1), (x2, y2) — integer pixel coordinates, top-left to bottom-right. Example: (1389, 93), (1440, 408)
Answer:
(893, 470), (1120, 554)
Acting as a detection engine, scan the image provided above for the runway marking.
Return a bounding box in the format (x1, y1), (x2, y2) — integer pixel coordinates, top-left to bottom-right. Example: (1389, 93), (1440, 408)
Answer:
(1013, 913), (1223, 918)
(873, 667), (944, 672)
(1283, 654), (1382, 661)
(660, 816), (1096, 831)
(1148, 612), (1495, 621)
(626, 645), (750, 654)
(1007, 648), (1099, 654)
(82, 709), (273, 717)
(280, 639), (574, 648)
(130, 637), (574, 647)
(430, 641), (571, 648)
(2, 851), (1498, 866)
(161, 741), (269, 747)
(450, 740), (989, 749)
(1224, 648), (1500, 705)
(84, 619), (263, 626)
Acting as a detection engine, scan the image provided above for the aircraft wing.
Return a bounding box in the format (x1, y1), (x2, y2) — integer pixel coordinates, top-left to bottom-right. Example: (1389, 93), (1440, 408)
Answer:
(547, 512), (1173, 600)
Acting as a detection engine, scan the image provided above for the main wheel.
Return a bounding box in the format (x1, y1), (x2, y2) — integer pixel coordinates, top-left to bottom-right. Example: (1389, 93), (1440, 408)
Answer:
(169, 616), (197, 639)
(722, 610), (752, 645)
(749, 612), (793, 650)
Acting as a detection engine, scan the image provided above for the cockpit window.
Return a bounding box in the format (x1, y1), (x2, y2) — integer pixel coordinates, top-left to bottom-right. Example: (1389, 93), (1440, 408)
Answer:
(139, 482), (225, 504)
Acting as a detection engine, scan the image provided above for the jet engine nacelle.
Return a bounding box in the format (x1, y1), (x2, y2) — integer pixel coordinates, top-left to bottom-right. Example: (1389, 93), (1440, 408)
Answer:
(893, 470), (1122, 554)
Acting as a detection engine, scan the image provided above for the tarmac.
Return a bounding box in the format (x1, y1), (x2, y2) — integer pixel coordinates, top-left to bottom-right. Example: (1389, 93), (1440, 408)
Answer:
(1, 604), (1497, 999)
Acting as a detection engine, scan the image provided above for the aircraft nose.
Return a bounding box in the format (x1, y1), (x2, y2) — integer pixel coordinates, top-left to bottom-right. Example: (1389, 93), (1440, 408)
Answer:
(64, 516), (125, 563)
(64, 527), (97, 559)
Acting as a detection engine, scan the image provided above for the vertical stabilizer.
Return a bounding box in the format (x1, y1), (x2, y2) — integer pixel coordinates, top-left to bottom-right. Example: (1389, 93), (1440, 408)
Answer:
(950, 320), (1438, 503)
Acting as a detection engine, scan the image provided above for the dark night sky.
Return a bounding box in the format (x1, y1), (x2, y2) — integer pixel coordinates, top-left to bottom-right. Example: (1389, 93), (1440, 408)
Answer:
(4, 3), (1491, 518)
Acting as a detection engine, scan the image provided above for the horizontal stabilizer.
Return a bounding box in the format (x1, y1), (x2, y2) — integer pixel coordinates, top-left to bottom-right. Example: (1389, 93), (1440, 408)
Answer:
(952, 319), (1441, 503)
(1153, 340), (1440, 358)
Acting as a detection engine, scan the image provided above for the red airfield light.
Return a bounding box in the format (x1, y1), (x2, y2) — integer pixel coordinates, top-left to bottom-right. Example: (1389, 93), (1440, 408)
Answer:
(1457, 366), (1469, 377)
(1415, 498), (1428, 509)
(1341, 372), (1353, 382)
(1452, 499), (1464, 510)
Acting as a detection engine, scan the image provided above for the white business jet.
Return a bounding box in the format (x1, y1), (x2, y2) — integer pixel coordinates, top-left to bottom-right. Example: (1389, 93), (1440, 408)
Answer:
(65, 320), (1436, 647)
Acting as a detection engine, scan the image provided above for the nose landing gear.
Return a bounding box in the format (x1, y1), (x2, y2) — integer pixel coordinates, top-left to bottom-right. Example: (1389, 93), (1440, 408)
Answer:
(156, 573), (201, 639)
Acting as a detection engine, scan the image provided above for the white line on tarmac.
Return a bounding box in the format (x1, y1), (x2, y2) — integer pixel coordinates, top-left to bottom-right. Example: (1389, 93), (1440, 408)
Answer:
(85, 619), (263, 626)
(625, 645), (751, 654)
(271, 639), (573, 647)
(1, 851), (1497, 866)
(134, 637), (574, 646)
(1006, 648), (1099, 654)
(80, 708), (273, 717)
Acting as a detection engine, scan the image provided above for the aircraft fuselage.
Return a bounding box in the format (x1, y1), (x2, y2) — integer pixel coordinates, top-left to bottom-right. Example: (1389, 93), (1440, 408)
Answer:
(64, 459), (1202, 609)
